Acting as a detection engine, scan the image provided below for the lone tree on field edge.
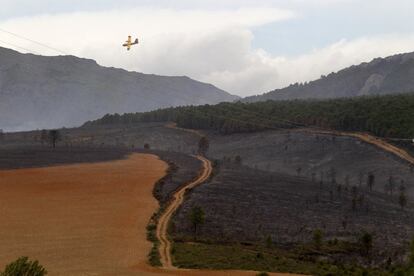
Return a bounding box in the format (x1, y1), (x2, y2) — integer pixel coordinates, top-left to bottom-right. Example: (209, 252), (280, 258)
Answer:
(48, 130), (61, 148)
(189, 206), (205, 241)
(198, 136), (209, 156)
(1, 256), (47, 276)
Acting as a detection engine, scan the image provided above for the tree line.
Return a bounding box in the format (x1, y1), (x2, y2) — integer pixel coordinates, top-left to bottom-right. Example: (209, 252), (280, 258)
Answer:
(86, 92), (414, 138)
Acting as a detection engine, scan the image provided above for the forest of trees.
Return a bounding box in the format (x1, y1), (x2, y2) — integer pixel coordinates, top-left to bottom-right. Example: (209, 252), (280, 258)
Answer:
(86, 92), (414, 138)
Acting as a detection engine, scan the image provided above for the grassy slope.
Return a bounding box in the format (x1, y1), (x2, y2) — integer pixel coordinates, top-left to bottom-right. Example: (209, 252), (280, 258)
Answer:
(172, 242), (392, 276)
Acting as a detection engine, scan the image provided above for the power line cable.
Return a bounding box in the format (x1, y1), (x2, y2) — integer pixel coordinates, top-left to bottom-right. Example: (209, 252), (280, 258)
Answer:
(0, 39), (40, 54)
(0, 27), (69, 55)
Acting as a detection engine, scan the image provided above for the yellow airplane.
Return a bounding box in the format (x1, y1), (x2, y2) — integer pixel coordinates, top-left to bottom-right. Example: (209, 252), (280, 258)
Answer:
(122, 35), (139, 50)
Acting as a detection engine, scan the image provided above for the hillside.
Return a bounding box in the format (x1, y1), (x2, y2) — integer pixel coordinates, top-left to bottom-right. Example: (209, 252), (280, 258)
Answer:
(244, 52), (414, 102)
(0, 47), (238, 131)
(4, 117), (414, 274)
(7, 121), (413, 274)
(88, 92), (414, 139)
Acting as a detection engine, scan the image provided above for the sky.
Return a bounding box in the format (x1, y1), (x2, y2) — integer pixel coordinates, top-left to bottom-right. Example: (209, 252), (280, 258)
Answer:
(0, 0), (413, 96)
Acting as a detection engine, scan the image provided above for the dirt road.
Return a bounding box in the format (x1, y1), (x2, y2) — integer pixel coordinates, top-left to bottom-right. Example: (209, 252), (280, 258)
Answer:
(155, 124), (301, 275)
(157, 155), (212, 268)
(297, 128), (414, 165)
(151, 156), (298, 276)
(347, 132), (414, 165)
(165, 122), (204, 138)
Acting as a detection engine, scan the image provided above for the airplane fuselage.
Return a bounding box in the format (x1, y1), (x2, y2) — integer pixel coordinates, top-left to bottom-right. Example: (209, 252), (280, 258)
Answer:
(122, 36), (139, 50)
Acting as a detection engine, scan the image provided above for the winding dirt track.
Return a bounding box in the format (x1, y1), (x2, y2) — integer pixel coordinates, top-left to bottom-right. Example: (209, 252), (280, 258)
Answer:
(156, 155), (212, 268)
(342, 132), (414, 165)
(165, 122), (204, 137)
(155, 123), (301, 275)
(151, 156), (298, 276)
(296, 128), (414, 165)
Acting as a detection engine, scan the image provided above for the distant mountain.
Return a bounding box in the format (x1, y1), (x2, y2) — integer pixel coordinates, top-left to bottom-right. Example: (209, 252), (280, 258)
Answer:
(244, 52), (414, 102)
(0, 47), (238, 131)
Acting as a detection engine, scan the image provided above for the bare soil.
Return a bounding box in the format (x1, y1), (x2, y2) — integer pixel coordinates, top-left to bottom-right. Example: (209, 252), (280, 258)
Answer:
(0, 153), (167, 275)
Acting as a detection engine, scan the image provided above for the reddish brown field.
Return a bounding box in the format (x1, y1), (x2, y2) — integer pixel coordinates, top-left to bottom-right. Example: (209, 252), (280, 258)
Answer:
(0, 153), (296, 276)
(0, 153), (167, 275)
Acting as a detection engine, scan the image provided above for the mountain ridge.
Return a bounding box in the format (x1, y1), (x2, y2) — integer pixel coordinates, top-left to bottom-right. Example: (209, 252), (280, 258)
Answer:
(243, 51), (414, 102)
(0, 47), (238, 131)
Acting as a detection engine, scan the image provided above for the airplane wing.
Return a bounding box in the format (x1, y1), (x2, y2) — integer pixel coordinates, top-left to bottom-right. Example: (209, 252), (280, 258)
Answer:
(123, 36), (137, 50)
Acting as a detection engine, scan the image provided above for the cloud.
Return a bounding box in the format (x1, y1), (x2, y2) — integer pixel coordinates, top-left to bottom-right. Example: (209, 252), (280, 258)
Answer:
(0, 8), (293, 91)
(203, 35), (414, 95)
(1, 7), (414, 97)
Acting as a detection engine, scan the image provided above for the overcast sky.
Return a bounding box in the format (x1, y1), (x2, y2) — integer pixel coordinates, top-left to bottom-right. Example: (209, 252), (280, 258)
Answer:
(0, 0), (413, 96)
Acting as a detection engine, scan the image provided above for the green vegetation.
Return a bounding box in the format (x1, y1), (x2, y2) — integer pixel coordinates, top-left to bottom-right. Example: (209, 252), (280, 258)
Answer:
(172, 235), (414, 275)
(146, 160), (179, 266)
(172, 242), (389, 276)
(88, 92), (414, 138)
(358, 232), (373, 259)
(410, 237), (414, 266)
(146, 220), (161, 266)
(1, 257), (47, 276)
(313, 229), (323, 249)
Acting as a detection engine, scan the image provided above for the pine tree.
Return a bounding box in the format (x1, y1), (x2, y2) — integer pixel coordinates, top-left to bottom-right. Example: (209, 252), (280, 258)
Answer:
(189, 206), (205, 241)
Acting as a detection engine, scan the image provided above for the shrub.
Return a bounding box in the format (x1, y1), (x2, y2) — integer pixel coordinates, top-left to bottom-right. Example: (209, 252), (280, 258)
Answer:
(313, 229), (323, 249)
(1, 256), (47, 276)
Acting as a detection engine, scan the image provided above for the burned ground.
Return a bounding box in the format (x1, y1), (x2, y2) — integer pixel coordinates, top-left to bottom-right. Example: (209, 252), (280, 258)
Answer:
(172, 129), (414, 265)
(173, 163), (413, 262)
(0, 123), (202, 199)
(151, 150), (202, 204)
(1, 122), (199, 154)
(65, 123), (199, 154)
(3, 123), (414, 268)
(0, 147), (130, 169)
(207, 130), (414, 197)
